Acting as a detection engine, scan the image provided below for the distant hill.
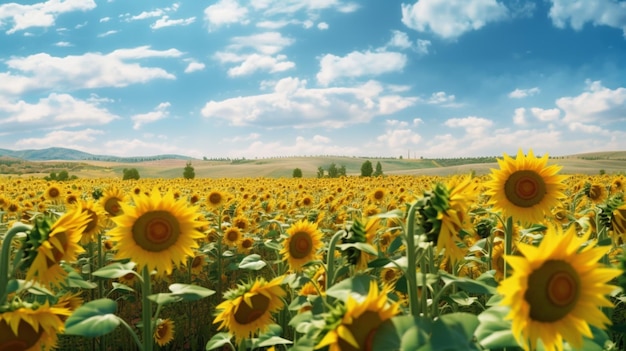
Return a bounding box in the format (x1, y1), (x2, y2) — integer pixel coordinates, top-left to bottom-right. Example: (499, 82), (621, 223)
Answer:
(0, 147), (193, 162)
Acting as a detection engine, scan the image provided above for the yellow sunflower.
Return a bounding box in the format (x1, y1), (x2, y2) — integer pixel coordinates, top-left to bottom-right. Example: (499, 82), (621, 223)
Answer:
(43, 183), (63, 203)
(154, 318), (175, 346)
(75, 200), (107, 244)
(223, 227), (243, 247)
(206, 190), (227, 209)
(108, 188), (207, 275)
(498, 224), (621, 351)
(213, 276), (286, 342)
(316, 281), (400, 351)
(26, 209), (90, 288)
(0, 302), (71, 351)
(100, 186), (127, 217)
(486, 149), (567, 224)
(280, 219), (324, 271)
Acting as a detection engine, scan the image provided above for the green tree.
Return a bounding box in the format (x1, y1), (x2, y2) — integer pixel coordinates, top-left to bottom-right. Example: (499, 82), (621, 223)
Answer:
(360, 160), (373, 177)
(327, 162), (339, 178)
(183, 161), (195, 179)
(317, 166), (325, 178)
(292, 168), (303, 178)
(123, 168), (140, 180)
(338, 164), (346, 177)
(57, 170), (69, 181)
(373, 161), (383, 177)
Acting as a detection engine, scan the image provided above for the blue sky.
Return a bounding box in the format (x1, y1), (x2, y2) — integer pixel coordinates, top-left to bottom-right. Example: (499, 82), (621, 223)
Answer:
(1, 0), (625, 159)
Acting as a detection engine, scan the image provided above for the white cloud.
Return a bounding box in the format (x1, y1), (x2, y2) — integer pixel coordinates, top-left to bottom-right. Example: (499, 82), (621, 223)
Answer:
(131, 102), (171, 130)
(228, 32), (295, 55)
(317, 22), (329, 30)
(215, 32), (296, 76)
(387, 30), (412, 49)
(201, 77), (417, 128)
(103, 138), (195, 157)
(0, 93), (118, 130)
(0, 0), (96, 34)
(377, 119), (422, 151)
(556, 80), (626, 125)
(549, 0), (626, 36)
(151, 16), (195, 29)
(427, 91), (456, 105)
(317, 50), (407, 86)
(509, 87), (540, 98)
(99, 16), (110, 22)
(15, 128), (104, 148)
(204, 0), (249, 31)
(226, 54), (295, 76)
(513, 107), (527, 125)
(54, 41), (72, 47)
(225, 133), (261, 142)
(0, 46), (181, 94)
(401, 0), (508, 39)
(184, 61), (205, 73)
(444, 116), (494, 135)
(232, 136), (360, 158)
(97, 30), (118, 37)
(131, 9), (165, 21)
(530, 107), (560, 122)
(416, 39), (431, 55)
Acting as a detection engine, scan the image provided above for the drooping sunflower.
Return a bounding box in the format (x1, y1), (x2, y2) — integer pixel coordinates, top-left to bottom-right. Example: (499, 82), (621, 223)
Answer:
(75, 200), (107, 244)
(154, 318), (175, 346)
(24, 209), (90, 288)
(316, 280), (400, 351)
(280, 219), (324, 271)
(108, 188), (207, 275)
(0, 302), (71, 351)
(498, 224), (621, 351)
(100, 186), (128, 217)
(213, 276), (286, 342)
(486, 149), (568, 224)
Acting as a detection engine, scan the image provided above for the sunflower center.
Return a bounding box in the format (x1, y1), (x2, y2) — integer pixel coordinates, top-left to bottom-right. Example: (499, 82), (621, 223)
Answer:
(226, 229), (240, 243)
(373, 190), (384, 200)
(504, 170), (546, 207)
(104, 198), (122, 216)
(208, 193), (222, 205)
(525, 260), (580, 322)
(234, 294), (270, 325)
(48, 188), (60, 198)
(0, 319), (42, 351)
(132, 210), (181, 252)
(289, 231), (313, 259)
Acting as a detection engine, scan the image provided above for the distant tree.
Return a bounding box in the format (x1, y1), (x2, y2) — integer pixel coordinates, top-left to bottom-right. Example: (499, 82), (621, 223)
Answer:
(46, 171), (57, 181)
(399, 155), (403, 159)
(327, 162), (339, 178)
(338, 164), (346, 177)
(123, 168), (140, 180)
(360, 160), (373, 177)
(317, 166), (325, 178)
(183, 161), (195, 179)
(373, 161), (383, 177)
(292, 168), (303, 178)
(57, 170), (69, 181)
(599, 169), (606, 175)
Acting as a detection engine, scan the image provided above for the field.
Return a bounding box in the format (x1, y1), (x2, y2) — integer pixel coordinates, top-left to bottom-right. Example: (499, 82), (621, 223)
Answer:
(1, 151), (626, 351)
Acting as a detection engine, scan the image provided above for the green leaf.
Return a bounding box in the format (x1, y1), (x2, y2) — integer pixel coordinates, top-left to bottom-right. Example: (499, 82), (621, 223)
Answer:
(238, 254), (267, 270)
(92, 262), (137, 279)
(169, 283), (215, 301)
(254, 324), (293, 347)
(440, 272), (496, 295)
(326, 274), (374, 302)
(448, 291), (477, 306)
(337, 242), (378, 256)
(430, 312), (480, 351)
(110, 282), (135, 294)
(6, 279), (21, 295)
(148, 292), (182, 305)
(372, 315), (432, 351)
(64, 298), (120, 337)
(475, 305), (519, 349)
(205, 332), (233, 351)
(65, 270), (97, 289)
(263, 240), (282, 251)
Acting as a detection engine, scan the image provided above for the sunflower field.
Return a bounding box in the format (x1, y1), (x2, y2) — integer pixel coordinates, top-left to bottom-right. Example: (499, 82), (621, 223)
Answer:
(1, 149), (626, 351)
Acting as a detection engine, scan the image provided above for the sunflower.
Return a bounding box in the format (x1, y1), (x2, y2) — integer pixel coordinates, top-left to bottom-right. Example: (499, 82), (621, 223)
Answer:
(154, 318), (175, 346)
(491, 239), (505, 281)
(369, 187), (386, 203)
(498, 224), (621, 351)
(238, 236), (255, 254)
(44, 183), (63, 203)
(223, 227), (243, 247)
(100, 186), (127, 217)
(25, 209), (90, 288)
(486, 149), (567, 224)
(232, 215), (249, 231)
(108, 188), (207, 275)
(584, 182), (607, 204)
(75, 200), (107, 244)
(280, 219), (324, 271)
(213, 276), (286, 342)
(0, 302), (71, 351)
(206, 190), (227, 209)
(316, 281), (400, 351)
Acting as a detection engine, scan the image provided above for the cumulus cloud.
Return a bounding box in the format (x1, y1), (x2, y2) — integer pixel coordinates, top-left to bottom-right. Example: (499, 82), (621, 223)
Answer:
(444, 116), (494, 135)
(513, 107), (527, 125)
(0, 0), (96, 34)
(214, 32), (296, 76)
(204, 0), (249, 31)
(15, 128), (104, 148)
(549, 0), (626, 36)
(97, 30), (118, 37)
(530, 107), (560, 122)
(509, 87), (540, 98)
(401, 0), (508, 39)
(0, 46), (181, 95)
(557, 80), (626, 125)
(201, 77), (417, 128)
(387, 30), (412, 49)
(151, 16), (196, 29)
(376, 119), (422, 151)
(184, 61), (205, 73)
(230, 135), (360, 159)
(427, 91), (457, 105)
(317, 50), (407, 86)
(131, 102), (171, 130)
(317, 22), (329, 30)
(54, 41), (72, 47)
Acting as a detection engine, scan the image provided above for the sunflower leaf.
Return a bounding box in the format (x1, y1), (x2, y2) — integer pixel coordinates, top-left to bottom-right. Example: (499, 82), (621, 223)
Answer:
(169, 283), (215, 301)
(326, 274), (375, 302)
(64, 298), (120, 337)
(475, 306), (519, 349)
(440, 272), (497, 295)
(372, 315), (431, 351)
(66, 270), (97, 289)
(430, 312), (480, 351)
(148, 292), (182, 305)
(238, 254), (267, 270)
(92, 262), (137, 279)
(205, 332), (233, 351)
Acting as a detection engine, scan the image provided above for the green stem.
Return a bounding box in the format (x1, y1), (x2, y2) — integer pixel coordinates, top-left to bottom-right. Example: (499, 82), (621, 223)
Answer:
(405, 201), (421, 317)
(141, 266), (154, 351)
(119, 318), (144, 351)
(325, 230), (345, 292)
(503, 216), (513, 279)
(0, 224), (30, 304)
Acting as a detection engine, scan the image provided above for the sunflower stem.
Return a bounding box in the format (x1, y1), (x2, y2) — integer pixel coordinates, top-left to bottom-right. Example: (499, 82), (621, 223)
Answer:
(0, 223), (30, 305)
(503, 216), (513, 279)
(119, 317), (144, 351)
(405, 200), (421, 317)
(325, 230), (345, 291)
(141, 266), (154, 351)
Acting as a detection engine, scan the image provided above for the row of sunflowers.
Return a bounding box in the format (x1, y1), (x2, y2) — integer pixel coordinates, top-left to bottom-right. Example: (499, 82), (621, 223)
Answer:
(1, 149), (626, 351)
